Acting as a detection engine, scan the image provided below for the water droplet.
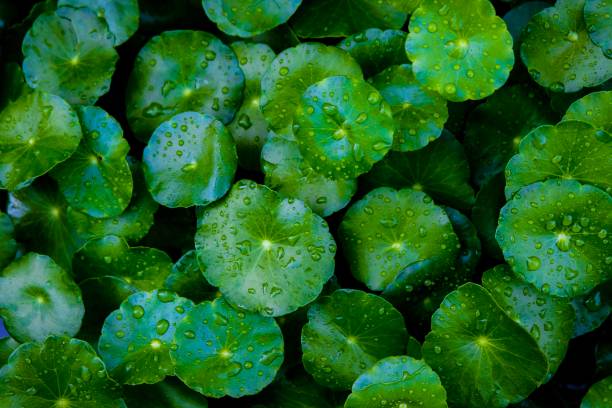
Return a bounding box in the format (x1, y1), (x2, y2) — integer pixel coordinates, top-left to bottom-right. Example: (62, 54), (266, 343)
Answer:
(156, 319), (169, 335)
(530, 324), (541, 340)
(527, 256), (541, 271)
(132, 305), (144, 319)
(427, 23), (438, 33)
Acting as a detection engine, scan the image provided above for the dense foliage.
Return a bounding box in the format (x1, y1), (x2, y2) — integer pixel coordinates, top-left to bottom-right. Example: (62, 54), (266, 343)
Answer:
(0, 0), (610, 407)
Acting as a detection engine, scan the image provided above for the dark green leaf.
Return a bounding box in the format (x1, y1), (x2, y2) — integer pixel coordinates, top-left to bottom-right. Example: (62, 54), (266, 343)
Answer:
(338, 29), (409, 77)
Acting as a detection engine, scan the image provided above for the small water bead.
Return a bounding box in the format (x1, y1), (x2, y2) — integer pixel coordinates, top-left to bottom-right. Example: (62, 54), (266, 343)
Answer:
(132, 305), (144, 319)
(156, 319), (170, 335)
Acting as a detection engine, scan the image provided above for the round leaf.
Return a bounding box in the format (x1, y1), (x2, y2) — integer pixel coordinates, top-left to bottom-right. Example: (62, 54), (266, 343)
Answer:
(73, 235), (173, 291)
(0, 253), (84, 343)
(69, 158), (159, 243)
(362, 130), (475, 209)
(227, 42), (276, 170)
(260, 43), (363, 131)
(0, 91), (81, 190)
(585, 0), (612, 58)
(301, 289), (408, 390)
(563, 90), (612, 134)
(171, 297), (284, 398)
(422, 283), (548, 407)
(52, 106), (132, 218)
(338, 28), (409, 77)
(571, 282), (611, 337)
(126, 30), (244, 141)
(291, 0), (416, 38)
(520, 0), (612, 93)
(261, 128), (358, 217)
(0, 211), (17, 269)
(345, 356), (448, 408)
(581, 376), (612, 408)
(163, 250), (218, 303)
(370, 64), (449, 151)
(0, 336), (124, 408)
(505, 121), (612, 198)
(98, 290), (194, 384)
(8, 181), (85, 269)
(57, 0), (139, 45)
(203, 0), (301, 37)
(464, 84), (557, 187)
(339, 187), (459, 291)
(482, 264), (575, 379)
(496, 179), (612, 298)
(405, 0), (514, 102)
(195, 180), (336, 316)
(143, 112), (237, 208)
(22, 7), (118, 105)
(293, 75), (395, 180)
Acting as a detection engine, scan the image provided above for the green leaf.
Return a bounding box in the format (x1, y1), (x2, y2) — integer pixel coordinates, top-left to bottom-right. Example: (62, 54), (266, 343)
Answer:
(584, 0), (612, 58)
(52, 106), (132, 218)
(571, 282), (611, 337)
(260, 43), (362, 131)
(471, 173), (505, 259)
(563, 90), (612, 134)
(171, 297), (284, 398)
(163, 250), (218, 303)
(361, 131), (475, 209)
(369, 64), (448, 151)
(69, 158), (159, 243)
(72, 235), (173, 291)
(261, 128), (358, 217)
(290, 0), (417, 38)
(406, 336), (422, 360)
(464, 84), (557, 187)
(195, 180), (336, 316)
(0, 211), (17, 269)
(126, 30), (244, 141)
(57, 0), (140, 45)
(345, 356), (448, 408)
(405, 0), (514, 101)
(143, 112), (237, 208)
(382, 207), (481, 330)
(505, 121), (612, 198)
(0, 91), (81, 190)
(22, 7), (118, 105)
(0, 336), (124, 408)
(496, 179), (612, 298)
(227, 42), (276, 170)
(337, 29), (409, 77)
(8, 180), (85, 269)
(293, 75), (395, 180)
(124, 378), (209, 408)
(203, 0), (301, 37)
(301, 289), (408, 390)
(581, 376), (612, 408)
(422, 283), (548, 407)
(99, 290), (194, 384)
(520, 0), (612, 93)
(339, 187), (459, 291)
(254, 370), (338, 408)
(482, 264), (575, 380)
(0, 253), (84, 343)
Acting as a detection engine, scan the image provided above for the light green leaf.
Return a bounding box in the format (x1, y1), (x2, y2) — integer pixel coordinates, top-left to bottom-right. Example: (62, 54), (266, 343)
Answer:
(563, 91), (612, 134)
(0, 91), (81, 190)
(293, 75), (395, 180)
(496, 179), (612, 298)
(0, 253), (84, 343)
(405, 0), (514, 101)
(22, 7), (118, 105)
(339, 187), (459, 291)
(143, 112), (237, 208)
(171, 297), (283, 398)
(301, 289), (408, 390)
(126, 30), (244, 141)
(581, 376), (612, 408)
(52, 106), (132, 218)
(195, 180), (336, 316)
(505, 121), (612, 198)
(422, 283), (548, 407)
(98, 290), (194, 384)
